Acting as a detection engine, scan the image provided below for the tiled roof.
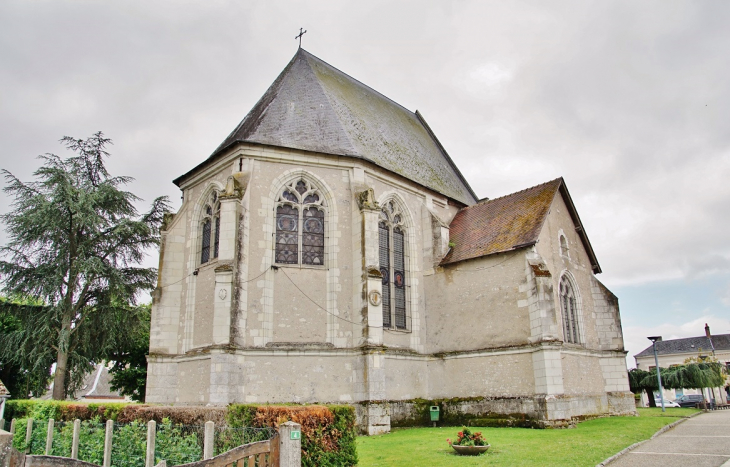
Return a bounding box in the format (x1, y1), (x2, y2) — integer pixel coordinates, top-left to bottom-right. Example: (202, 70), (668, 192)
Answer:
(0, 378), (9, 397)
(175, 49), (477, 205)
(440, 178), (601, 273)
(635, 334), (730, 358)
(441, 179), (561, 265)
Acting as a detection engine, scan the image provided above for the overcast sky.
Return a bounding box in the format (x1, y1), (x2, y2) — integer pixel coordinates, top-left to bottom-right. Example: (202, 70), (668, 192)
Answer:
(1, 0), (728, 366)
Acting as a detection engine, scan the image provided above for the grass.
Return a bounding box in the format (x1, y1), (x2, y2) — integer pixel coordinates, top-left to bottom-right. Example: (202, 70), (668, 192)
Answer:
(356, 408), (700, 466)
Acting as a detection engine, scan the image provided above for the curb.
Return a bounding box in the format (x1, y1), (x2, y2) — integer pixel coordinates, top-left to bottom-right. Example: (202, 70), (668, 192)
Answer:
(595, 411), (703, 467)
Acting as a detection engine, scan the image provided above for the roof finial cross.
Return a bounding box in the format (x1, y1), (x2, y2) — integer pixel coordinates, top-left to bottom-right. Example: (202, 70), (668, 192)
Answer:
(295, 28), (307, 48)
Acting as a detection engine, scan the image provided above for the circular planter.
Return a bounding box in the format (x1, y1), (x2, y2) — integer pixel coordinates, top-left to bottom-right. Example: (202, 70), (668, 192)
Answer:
(451, 444), (490, 456)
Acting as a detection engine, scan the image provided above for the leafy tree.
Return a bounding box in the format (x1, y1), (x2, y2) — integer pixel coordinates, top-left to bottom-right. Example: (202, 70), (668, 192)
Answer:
(0, 298), (53, 398)
(108, 303), (151, 402)
(662, 361), (726, 390)
(0, 132), (169, 399)
(628, 368), (658, 407)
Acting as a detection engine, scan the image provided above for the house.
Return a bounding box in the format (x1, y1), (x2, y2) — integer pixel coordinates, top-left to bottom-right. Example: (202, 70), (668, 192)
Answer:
(146, 48), (635, 434)
(42, 362), (128, 402)
(635, 324), (730, 405)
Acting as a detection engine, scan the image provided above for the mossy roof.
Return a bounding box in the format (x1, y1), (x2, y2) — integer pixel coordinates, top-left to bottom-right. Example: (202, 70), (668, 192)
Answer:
(176, 49), (477, 205)
(0, 378), (9, 397)
(441, 177), (601, 273)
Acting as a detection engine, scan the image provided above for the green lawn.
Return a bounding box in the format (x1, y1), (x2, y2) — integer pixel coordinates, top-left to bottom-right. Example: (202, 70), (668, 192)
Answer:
(357, 408), (699, 466)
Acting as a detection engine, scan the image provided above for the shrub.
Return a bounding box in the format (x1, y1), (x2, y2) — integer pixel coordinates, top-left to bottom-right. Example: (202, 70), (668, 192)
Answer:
(228, 404), (357, 467)
(116, 405), (227, 426)
(4, 400), (128, 422)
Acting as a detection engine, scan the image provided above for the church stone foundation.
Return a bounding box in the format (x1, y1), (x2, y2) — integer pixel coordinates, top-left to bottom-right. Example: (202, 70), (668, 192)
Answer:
(388, 393), (637, 429)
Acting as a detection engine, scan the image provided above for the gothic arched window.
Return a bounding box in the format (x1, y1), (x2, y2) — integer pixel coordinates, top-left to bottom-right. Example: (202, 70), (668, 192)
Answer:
(275, 179), (326, 266)
(560, 275), (580, 344)
(379, 201), (407, 330)
(200, 190), (221, 264)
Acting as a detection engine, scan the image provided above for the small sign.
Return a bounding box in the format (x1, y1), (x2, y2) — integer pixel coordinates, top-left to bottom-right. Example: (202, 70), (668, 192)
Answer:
(290, 430), (301, 440)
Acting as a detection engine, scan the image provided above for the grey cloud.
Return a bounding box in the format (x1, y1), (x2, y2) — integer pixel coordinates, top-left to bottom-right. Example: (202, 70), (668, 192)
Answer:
(1, 0), (729, 287)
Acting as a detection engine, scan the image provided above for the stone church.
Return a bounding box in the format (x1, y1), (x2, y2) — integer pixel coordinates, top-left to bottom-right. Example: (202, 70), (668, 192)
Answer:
(146, 48), (634, 433)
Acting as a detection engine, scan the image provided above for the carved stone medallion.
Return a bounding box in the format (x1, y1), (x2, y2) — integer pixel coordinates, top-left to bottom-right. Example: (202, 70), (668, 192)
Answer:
(368, 290), (382, 307)
(218, 288), (227, 300)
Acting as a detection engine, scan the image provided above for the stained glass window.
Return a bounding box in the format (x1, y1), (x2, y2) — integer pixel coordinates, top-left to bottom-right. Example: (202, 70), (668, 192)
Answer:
(379, 201), (407, 330)
(201, 219), (211, 264)
(560, 276), (580, 344)
(379, 221), (391, 328)
(275, 178), (326, 266)
(200, 190), (220, 264)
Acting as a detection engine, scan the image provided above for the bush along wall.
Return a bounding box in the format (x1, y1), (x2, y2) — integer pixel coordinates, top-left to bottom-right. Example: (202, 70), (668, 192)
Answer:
(4, 400), (128, 422)
(6, 400), (358, 467)
(228, 404), (357, 467)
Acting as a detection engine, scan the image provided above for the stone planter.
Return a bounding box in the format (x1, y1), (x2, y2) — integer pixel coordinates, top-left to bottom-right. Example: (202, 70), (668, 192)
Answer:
(451, 444), (490, 455)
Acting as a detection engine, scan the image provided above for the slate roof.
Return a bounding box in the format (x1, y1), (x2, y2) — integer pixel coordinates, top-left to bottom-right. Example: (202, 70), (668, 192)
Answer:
(0, 378), (9, 397)
(635, 334), (730, 358)
(175, 48), (477, 205)
(42, 362), (124, 400)
(440, 178), (601, 273)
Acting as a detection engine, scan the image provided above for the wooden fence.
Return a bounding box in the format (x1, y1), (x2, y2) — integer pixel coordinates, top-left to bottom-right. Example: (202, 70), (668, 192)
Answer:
(0, 421), (301, 467)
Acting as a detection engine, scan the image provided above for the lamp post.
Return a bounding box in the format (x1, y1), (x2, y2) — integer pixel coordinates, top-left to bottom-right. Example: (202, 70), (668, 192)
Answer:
(648, 336), (665, 412)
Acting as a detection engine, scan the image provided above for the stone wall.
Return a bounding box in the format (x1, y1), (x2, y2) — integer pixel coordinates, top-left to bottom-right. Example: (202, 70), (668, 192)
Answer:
(146, 143), (636, 432)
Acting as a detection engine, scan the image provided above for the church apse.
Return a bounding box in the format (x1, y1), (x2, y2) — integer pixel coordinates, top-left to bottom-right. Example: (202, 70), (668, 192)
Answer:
(146, 49), (634, 431)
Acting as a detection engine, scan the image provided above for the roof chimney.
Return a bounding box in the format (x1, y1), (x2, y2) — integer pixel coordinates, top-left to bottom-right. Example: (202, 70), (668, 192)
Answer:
(705, 323), (711, 338)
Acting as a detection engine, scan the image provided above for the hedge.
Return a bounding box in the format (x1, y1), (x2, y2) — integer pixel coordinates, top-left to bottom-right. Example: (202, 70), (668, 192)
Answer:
(4, 400), (127, 422)
(228, 404), (357, 467)
(4, 400), (357, 466)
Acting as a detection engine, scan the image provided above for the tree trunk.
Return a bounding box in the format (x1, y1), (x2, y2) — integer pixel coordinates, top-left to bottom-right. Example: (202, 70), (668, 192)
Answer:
(52, 311), (73, 400)
(646, 389), (657, 407)
(52, 346), (68, 400)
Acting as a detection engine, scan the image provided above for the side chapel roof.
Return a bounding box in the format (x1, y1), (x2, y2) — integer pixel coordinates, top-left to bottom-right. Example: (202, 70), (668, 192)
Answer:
(0, 378), (9, 397)
(175, 49), (477, 205)
(634, 334), (730, 358)
(441, 178), (602, 274)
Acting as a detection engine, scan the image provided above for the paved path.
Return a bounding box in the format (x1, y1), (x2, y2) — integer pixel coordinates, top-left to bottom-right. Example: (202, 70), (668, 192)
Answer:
(608, 410), (730, 467)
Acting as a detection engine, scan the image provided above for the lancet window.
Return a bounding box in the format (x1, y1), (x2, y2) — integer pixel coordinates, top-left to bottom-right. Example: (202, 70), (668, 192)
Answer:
(560, 275), (580, 344)
(379, 201), (407, 330)
(275, 179), (326, 266)
(200, 190), (221, 264)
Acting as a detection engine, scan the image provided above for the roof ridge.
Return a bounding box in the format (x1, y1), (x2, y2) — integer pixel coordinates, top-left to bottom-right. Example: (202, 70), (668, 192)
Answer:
(299, 49), (416, 117)
(297, 50), (360, 157)
(470, 177), (562, 207)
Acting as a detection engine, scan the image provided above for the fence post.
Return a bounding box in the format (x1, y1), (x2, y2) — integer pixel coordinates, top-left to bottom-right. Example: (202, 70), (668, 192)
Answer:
(1, 429), (16, 467)
(8, 420), (14, 435)
(71, 419), (81, 459)
(203, 421), (214, 460)
(0, 419), (3, 432)
(103, 419), (113, 467)
(278, 421), (301, 467)
(45, 419), (54, 455)
(24, 418), (33, 454)
(145, 420), (156, 467)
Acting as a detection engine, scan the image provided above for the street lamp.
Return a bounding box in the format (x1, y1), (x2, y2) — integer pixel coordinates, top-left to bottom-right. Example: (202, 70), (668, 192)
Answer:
(648, 336), (666, 412)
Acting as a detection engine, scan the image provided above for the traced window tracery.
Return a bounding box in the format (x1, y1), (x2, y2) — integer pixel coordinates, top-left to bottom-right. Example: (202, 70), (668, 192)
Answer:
(275, 178), (326, 266)
(200, 190), (221, 264)
(379, 200), (407, 330)
(560, 275), (580, 344)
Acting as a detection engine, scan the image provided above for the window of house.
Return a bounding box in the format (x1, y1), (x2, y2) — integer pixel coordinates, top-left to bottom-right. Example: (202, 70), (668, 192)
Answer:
(200, 191), (221, 264)
(559, 274), (580, 344)
(379, 201), (407, 330)
(275, 179), (326, 266)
